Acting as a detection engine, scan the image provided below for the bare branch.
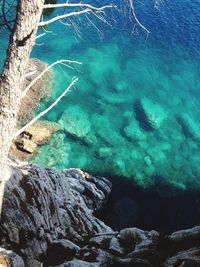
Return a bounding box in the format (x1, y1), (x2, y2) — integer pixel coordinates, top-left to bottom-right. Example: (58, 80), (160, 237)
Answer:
(128, 0), (150, 34)
(39, 3), (114, 27)
(39, 9), (94, 27)
(43, 3), (114, 11)
(14, 77), (79, 139)
(36, 32), (46, 39)
(22, 59), (82, 98)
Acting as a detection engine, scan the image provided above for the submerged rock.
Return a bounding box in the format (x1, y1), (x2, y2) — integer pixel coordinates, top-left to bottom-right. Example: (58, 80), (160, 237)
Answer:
(32, 132), (71, 167)
(59, 105), (91, 140)
(177, 113), (200, 140)
(136, 98), (167, 130)
(115, 81), (129, 92)
(124, 120), (146, 142)
(96, 147), (113, 159)
(92, 114), (124, 147)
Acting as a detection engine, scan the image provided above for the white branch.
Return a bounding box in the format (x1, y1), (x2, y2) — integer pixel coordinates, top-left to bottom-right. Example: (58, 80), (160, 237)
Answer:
(14, 77), (79, 139)
(129, 0), (150, 34)
(36, 32), (46, 39)
(39, 3), (114, 27)
(39, 9), (93, 27)
(22, 59), (82, 98)
(24, 70), (37, 78)
(43, 3), (114, 10)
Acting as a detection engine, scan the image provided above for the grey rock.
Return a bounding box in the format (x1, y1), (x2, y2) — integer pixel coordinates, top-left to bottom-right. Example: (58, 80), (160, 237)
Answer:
(88, 234), (114, 248)
(0, 164), (112, 262)
(163, 247), (200, 267)
(46, 239), (80, 265)
(109, 237), (124, 255)
(0, 247), (25, 267)
(109, 257), (153, 267)
(118, 228), (159, 253)
(54, 259), (100, 267)
(167, 226), (200, 251)
(2, 162), (200, 267)
(168, 226), (200, 243)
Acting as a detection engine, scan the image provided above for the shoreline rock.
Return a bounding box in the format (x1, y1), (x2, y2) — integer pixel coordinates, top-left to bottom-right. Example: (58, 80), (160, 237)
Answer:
(18, 58), (53, 125)
(1, 163), (200, 266)
(10, 121), (60, 161)
(10, 58), (59, 161)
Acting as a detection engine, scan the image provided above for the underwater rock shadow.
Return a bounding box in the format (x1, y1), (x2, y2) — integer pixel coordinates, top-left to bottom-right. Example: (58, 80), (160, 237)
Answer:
(176, 115), (193, 139)
(134, 99), (154, 132)
(95, 173), (200, 235)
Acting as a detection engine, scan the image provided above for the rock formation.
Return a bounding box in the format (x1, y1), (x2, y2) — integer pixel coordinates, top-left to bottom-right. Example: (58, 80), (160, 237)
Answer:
(0, 162), (200, 266)
(11, 121), (60, 161)
(0, 163), (112, 266)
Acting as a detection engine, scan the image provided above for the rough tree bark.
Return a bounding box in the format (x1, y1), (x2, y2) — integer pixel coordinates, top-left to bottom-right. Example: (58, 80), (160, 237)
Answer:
(0, 0), (45, 212)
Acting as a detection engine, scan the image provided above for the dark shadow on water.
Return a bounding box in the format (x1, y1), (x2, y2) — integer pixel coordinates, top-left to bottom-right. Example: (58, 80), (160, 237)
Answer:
(176, 115), (193, 139)
(94, 173), (200, 235)
(134, 100), (153, 132)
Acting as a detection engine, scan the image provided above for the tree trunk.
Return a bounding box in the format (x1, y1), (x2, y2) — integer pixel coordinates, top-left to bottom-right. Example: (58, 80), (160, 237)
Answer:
(0, 0), (45, 213)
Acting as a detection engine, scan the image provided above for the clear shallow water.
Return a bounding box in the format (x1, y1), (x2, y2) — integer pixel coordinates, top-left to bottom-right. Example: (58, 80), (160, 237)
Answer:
(2, 1), (200, 191)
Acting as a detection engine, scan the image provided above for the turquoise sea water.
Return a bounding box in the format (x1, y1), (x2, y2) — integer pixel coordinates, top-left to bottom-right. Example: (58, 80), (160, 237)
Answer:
(2, 1), (200, 191)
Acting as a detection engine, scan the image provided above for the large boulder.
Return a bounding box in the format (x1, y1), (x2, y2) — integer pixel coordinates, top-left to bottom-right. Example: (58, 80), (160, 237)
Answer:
(167, 226), (200, 251)
(23, 121), (59, 145)
(117, 228), (159, 254)
(59, 105), (91, 140)
(11, 121), (60, 161)
(135, 98), (167, 130)
(15, 138), (37, 154)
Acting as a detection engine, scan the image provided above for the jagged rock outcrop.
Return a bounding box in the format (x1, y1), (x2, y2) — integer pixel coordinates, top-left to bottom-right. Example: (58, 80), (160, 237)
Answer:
(1, 163), (200, 267)
(53, 226), (200, 267)
(0, 163), (112, 266)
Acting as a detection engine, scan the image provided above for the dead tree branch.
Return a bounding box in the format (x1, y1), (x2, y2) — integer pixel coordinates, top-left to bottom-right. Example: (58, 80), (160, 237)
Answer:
(128, 0), (150, 34)
(22, 59), (81, 98)
(14, 77), (78, 138)
(39, 3), (114, 27)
